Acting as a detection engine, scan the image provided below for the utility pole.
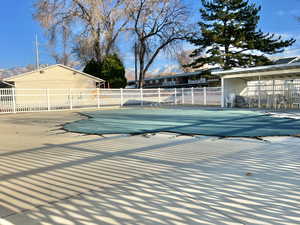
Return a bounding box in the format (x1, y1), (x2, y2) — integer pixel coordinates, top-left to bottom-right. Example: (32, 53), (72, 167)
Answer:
(35, 34), (40, 70)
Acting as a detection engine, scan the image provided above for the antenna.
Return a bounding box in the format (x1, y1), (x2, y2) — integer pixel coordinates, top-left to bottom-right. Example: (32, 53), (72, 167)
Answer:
(35, 34), (40, 70)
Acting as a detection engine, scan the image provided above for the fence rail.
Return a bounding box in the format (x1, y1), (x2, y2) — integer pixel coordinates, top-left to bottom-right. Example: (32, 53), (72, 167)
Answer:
(0, 87), (222, 114)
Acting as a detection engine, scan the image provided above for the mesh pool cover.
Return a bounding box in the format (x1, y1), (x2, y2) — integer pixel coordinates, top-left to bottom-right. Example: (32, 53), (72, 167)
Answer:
(64, 108), (300, 137)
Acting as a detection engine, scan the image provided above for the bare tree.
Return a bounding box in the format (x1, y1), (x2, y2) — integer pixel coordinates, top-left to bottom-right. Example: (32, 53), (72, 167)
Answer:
(126, 0), (192, 87)
(34, 0), (129, 65)
(34, 0), (76, 66)
(71, 0), (130, 63)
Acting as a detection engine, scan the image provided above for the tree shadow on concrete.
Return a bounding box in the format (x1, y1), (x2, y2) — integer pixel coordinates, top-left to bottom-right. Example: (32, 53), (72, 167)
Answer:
(1, 134), (300, 224)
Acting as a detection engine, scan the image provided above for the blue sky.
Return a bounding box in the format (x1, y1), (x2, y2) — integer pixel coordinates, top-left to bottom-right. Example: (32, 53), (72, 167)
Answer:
(0, 0), (300, 71)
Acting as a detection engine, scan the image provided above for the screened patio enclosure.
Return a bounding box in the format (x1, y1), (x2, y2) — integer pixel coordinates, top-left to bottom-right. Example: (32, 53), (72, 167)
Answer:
(220, 63), (300, 109)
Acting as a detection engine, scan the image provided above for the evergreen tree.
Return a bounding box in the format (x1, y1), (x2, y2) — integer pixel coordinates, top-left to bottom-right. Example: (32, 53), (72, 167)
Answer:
(83, 59), (101, 77)
(83, 54), (127, 88)
(101, 54), (127, 88)
(188, 0), (295, 70)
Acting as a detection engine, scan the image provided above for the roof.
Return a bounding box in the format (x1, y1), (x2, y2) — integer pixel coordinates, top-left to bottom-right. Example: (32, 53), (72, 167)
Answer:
(128, 67), (221, 83)
(292, 58), (300, 64)
(215, 62), (300, 80)
(145, 71), (205, 81)
(273, 57), (300, 65)
(4, 64), (105, 82)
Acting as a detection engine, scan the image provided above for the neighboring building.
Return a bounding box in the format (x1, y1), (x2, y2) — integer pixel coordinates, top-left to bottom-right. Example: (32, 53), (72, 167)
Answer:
(2, 64), (105, 89)
(127, 57), (300, 89)
(127, 68), (222, 88)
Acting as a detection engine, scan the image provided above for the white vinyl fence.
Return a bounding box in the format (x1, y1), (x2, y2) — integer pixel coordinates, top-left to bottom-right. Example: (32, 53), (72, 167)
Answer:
(242, 81), (300, 109)
(0, 87), (222, 114)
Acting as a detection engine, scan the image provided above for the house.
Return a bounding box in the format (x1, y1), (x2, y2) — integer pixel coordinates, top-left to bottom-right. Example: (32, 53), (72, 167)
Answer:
(0, 64), (105, 110)
(2, 64), (105, 89)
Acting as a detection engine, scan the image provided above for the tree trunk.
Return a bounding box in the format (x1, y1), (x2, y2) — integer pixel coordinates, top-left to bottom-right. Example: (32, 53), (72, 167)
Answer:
(224, 44), (230, 70)
(134, 43), (138, 88)
(138, 61), (144, 88)
(94, 27), (102, 62)
(94, 40), (101, 63)
(138, 41), (146, 88)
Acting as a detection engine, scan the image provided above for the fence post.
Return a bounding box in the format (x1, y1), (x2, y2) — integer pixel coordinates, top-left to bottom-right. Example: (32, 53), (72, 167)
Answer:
(174, 88), (177, 105)
(120, 88), (123, 107)
(69, 88), (73, 110)
(287, 83), (291, 109)
(272, 80), (275, 110)
(258, 76), (261, 108)
(140, 88), (143, 106)
(191, 87), (194, 105)
(47, 88), (50, 111)
(204, 87), (207, 105)
(97, 88), (100, 108)
(221, 78), (225, 108)
(182, 88), (184, 104)
(12, 88), (16, 113)
(158, 88), (161, 105)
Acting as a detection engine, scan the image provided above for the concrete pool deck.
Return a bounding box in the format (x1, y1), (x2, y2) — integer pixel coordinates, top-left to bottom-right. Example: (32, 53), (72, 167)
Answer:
(0, 110), (300, 224)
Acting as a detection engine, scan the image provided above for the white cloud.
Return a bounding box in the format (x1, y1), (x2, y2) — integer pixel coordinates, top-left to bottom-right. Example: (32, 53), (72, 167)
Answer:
(276, 33), (300, 41)
(276, 10), (300, 16)
(276, 10), (285, 16)
(277, 47), (300, 58)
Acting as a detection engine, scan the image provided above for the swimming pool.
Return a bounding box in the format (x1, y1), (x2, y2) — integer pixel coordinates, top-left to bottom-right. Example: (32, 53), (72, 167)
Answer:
(64, 107), (300, 137)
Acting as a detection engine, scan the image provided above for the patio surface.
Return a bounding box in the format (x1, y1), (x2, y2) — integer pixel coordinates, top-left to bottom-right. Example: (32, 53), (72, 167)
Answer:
(0, 110), (300, 225)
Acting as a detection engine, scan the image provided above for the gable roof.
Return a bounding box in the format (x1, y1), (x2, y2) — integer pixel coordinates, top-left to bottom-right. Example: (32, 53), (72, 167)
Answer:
(3, 64), (105, 82)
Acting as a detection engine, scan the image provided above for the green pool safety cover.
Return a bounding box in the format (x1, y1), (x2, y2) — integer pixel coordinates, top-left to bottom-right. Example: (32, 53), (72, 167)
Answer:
(64, 108), (300, 137)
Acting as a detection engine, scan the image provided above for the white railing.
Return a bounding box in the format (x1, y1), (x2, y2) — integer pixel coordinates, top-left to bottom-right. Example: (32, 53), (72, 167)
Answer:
(0, 87), (222, 114)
